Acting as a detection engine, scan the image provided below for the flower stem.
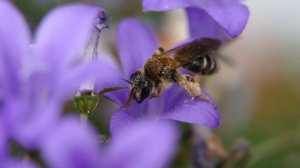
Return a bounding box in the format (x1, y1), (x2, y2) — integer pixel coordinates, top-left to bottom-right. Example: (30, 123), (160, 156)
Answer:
(80, 114), (88, 123)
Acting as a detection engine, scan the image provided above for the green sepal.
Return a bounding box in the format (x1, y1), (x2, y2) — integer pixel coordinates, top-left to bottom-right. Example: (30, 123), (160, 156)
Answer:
(73, 94), (99, 115)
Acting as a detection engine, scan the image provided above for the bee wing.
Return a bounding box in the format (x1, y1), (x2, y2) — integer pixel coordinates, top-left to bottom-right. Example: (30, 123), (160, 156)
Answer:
(157, 38), (222, 70)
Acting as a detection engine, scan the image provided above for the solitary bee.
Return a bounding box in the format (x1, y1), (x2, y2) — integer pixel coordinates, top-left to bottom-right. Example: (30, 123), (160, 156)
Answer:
(126, 37), (222, 105)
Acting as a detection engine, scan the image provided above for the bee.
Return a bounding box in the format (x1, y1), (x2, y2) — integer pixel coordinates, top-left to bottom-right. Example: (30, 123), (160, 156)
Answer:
(126, 37), (222, 106)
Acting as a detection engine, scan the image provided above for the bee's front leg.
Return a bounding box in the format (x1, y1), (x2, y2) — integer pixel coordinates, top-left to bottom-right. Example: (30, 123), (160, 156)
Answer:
(150, 83), (163, 98)
(125, 93), (133, 108)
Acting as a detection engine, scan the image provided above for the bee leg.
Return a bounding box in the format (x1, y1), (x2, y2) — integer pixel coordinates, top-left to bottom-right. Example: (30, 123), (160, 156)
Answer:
(194, 94), (216, 107)
(174, 72), (216, 106)
(193, 88), (217, 107)
(124, 94), (133, 108)
(150, 83), (163, 98)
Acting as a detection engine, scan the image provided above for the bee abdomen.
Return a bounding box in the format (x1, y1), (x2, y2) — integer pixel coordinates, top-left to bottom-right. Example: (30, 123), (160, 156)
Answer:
(183, 55), (217, 75)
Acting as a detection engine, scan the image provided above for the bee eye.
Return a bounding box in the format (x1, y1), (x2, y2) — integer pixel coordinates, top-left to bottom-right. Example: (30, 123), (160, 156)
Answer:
(140, 81), (152, 100)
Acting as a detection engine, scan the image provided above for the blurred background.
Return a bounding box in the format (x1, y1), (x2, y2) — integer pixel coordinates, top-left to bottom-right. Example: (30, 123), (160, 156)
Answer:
(13, 0), (300, 167)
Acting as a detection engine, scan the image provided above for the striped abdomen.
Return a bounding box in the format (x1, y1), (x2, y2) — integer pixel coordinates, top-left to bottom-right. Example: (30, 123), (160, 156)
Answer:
(182, 55), (217, 75)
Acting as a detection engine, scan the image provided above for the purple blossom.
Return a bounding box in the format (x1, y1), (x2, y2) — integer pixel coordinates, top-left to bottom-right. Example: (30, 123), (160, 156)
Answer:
(1, 115), (178, 168)
(0, 0), (108, 149)
(0, 2), (179, 168)
(95, 18), (221, 134)
(143, 0), (250, 40)
(41, 117), (178, 168)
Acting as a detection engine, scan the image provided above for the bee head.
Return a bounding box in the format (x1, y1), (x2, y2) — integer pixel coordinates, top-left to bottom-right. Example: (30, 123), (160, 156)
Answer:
(129, 71), (152, 103)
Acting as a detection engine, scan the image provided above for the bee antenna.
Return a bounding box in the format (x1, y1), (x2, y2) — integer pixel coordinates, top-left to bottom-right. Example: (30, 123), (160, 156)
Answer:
(97, 86), (128, 96)
(120, 78), (132, 84)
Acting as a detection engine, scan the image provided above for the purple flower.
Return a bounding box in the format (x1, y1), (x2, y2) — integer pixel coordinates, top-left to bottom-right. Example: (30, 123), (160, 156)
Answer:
(0, 1), (108, 148)
(143, 0), (250, 40)
(41, 117), (178, 168)
(95, 18), (220, 134)
(0, 2), (178, 168)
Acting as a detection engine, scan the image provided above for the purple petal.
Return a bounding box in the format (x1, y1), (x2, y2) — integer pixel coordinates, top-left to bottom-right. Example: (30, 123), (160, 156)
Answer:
(2, 101), (60, 149)
(186, 7), (229, 40)
(105, 120), (178, 168)
(109, 85), (220, 128)
(93, 56), (128, 105)
(61, 59), (110, 99)
(163, 96), (221, 127)
(142, 0), (249, 38)
(110, 109), (135, 135)
(197, 1), (250, 37)
(41, 117), (101, 168)
(156, 86), (221, 127)
(110, 101), (155, 135)
(0, 1), (30, 97)
(2, 159), (38, 168)
(143, 0), (190, 11)
(117, 18), (158, 77)
(16, 105), (60, 148)
(0, 122), (7, 162)
(104, 89), (129, 107)
(94, 56), (123, 89)
(35, 4), (108, 71)
(158, 85), (187, 111)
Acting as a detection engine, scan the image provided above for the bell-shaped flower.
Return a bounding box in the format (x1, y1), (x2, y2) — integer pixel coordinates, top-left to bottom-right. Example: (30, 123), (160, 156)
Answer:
(0, 1), (109, 148)
(94, 18), (221, 134)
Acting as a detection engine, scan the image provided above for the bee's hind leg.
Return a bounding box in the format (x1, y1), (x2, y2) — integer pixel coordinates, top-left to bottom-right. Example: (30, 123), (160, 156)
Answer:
(193, 93), (216, 107)
(173, 72), (216, 106)
(124, 92), (133, 108)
